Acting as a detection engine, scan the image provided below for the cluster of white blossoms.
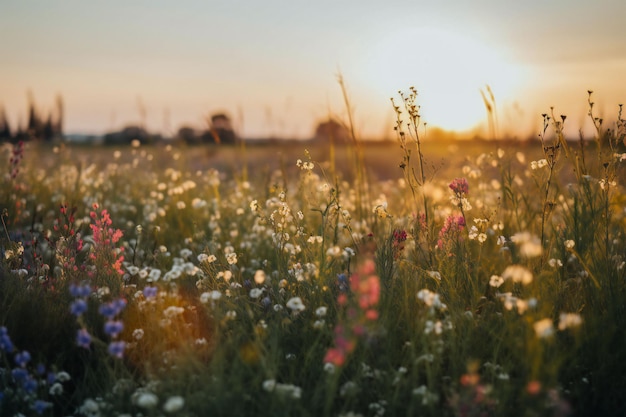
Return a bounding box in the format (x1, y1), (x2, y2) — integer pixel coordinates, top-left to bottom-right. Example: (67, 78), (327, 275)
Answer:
(510, 232), (542, 258)
(530, 159), (549, 170)
(296, 159), (315, 170)
(262, 379), (302, 399)
(417, 289), (447, 312)
(502, 265), (533, 285)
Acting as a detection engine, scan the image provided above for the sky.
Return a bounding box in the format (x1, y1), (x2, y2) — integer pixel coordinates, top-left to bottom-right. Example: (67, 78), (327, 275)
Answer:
(1, 0), (626, 140)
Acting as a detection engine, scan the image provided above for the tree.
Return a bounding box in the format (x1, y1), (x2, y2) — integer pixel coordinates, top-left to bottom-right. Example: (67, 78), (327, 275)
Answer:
(0, 106), (11, 142)
(201, 113), (237, 145)
(313, 118), (350, 144)
(55, 94), (64, 139)
(26, 91), (44, 138)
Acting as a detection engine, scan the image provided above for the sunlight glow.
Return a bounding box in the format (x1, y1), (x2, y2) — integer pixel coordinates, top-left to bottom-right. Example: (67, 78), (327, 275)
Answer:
(366, 27), (526, 132)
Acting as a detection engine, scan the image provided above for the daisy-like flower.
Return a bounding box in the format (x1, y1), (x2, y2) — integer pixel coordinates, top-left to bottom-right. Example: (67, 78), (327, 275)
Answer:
(489, 275), (504, 288)
(132, 328), (145, 340)
(286, 297), (306, 312)
(226, 253), (238, 265)
(315, 306), (328, 317)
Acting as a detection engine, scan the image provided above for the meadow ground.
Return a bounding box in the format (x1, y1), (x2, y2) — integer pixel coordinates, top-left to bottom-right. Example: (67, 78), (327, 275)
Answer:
(0, 125), (625, 417)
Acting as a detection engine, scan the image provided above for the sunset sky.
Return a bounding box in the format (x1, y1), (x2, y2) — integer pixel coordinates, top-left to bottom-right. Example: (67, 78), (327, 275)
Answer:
(1, 0), (625, 139)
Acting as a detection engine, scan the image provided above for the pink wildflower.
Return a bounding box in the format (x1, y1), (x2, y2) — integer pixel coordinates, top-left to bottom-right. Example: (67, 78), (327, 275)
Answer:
(358, 275), (380, 310)
(323, 348), (346, 366)
(449, 177), (469, 196)
(325, 259), (380, 367)
(89, 204), (125, 277)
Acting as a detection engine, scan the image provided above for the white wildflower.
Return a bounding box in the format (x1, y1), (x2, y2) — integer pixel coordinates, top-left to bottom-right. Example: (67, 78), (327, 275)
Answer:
(132, 328), (144, 340)
(163, 396), (185, 413)
(558, 313), (583, 330)
(286, 297), (305, 312)
(502, 265), (533, 285)
(533, 318), (554, 338)
(315, 306), (328, 317)
(225, 253), (238, 265)
(49, 382), (64, 395)
(489, 275), (504, 288)
(135, 392), (159, 409)
(511, 232), (542, 258)
(548, 258), (563, 268)
(249, 288), (264, 299)
(254, 270), (266, 284)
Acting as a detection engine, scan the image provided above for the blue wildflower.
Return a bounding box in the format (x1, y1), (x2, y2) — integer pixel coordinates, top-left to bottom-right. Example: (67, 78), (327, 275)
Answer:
(0, 329), (14, 353)
(337, 273), (349, 292)
(11, 367), (28, 383)
(47, 371), (57, 385)
(32, 400), (52, 415)
(14, 350), (31, 367)
(22, 375), (38, 393)
(36, 363), (46, 376)
(104, 320), (124, 338)
(76, 329), (92, 349)
(108, 341), (125, 358)
(70, 299), (88, 317)
(69, 283), (91, 298)
(99, 298), (127, 319)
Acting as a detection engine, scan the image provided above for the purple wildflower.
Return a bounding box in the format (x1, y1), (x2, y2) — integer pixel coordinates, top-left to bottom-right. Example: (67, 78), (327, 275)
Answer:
(143, 286), (158, 299)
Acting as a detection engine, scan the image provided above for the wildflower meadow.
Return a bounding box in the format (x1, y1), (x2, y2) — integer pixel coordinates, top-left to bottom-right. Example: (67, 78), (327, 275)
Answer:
(1, 90), (625, 417)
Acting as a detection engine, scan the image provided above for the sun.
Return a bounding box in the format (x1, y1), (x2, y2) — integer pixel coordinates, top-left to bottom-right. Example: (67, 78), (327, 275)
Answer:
(364, 27), (525, 132)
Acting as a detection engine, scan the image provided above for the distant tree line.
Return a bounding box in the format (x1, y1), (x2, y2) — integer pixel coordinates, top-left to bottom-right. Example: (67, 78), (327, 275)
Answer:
(174, 113), (237, 145)
(0, 92), (64, 143)
(103, 113), (238, 146)
(0, 96), (355, 146)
